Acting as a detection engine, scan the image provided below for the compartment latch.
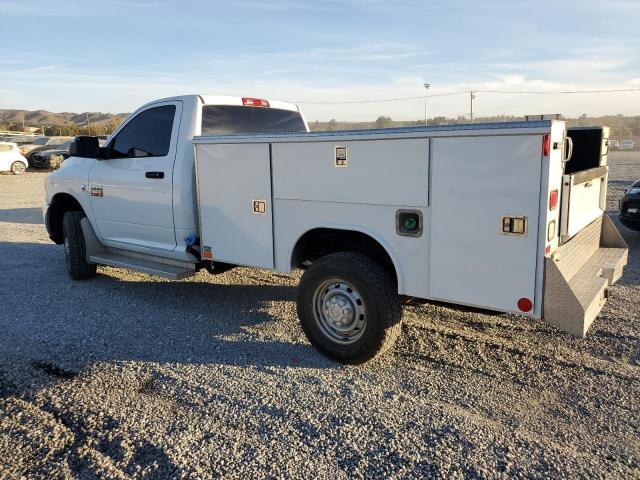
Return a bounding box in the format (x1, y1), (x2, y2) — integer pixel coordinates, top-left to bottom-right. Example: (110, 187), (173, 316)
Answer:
(501, 216), (528, 236)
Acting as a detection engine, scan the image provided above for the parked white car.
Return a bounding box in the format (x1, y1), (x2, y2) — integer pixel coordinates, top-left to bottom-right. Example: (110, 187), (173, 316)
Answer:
(619, 139), (636, 150)
(0, 142), (28, 174)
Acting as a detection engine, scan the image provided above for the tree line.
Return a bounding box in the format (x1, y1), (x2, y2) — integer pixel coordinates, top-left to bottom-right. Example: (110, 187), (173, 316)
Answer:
(2, 113), (639, 140)
(311, 114), (640, 139)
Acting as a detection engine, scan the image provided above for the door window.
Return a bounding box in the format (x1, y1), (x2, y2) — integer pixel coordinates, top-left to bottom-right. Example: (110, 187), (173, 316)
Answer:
(109, 105), (175, 158)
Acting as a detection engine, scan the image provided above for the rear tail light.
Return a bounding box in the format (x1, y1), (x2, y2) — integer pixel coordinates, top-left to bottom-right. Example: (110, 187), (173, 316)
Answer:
(545, 245), (551, 255)
(542, 134), (550, 156)
(242, 97), (270, 107)
(549, 189), (559, 210)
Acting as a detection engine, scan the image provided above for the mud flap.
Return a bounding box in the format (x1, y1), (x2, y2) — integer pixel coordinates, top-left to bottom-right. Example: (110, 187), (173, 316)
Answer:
(80, 217), (105, 262)
(543, 215), (628, 337)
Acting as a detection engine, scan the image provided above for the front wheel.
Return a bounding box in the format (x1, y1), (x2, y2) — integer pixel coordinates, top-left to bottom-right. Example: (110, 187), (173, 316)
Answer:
(297, 252), (402, 364)
(10, 161), (26, 175)
(63, 211), (97, 280)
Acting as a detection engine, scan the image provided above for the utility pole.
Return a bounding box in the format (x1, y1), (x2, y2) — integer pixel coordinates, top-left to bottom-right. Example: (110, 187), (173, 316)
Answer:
(470, 91), (475, 123)
(86, 112), (90, 135)
(423, 83), (430, 126)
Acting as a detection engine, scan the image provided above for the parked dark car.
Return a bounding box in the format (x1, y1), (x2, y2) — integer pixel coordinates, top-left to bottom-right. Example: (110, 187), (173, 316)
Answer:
(21, 136), (73, 158)
(29, 137), (106, 168)
(620, 179), (640, 233)
(30, 140), (73, 169)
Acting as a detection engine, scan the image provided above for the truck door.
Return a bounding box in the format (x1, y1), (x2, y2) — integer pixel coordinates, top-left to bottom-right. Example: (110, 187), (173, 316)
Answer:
(88, 101), (182, 251)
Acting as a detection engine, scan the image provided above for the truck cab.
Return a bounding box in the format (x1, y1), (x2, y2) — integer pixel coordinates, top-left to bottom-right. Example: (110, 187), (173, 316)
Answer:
(44, 95), (308, 258)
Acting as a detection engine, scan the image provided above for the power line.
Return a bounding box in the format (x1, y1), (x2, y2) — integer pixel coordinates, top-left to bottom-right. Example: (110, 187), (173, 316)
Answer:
(476, 88), (640, 94)
(294, 87), (640, 105)
(296, 91), (467, 104)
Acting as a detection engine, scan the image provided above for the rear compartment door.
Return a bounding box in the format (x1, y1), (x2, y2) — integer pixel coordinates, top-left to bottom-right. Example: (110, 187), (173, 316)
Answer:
(429, 135), (542, 314)
(560, 127), (609, 242)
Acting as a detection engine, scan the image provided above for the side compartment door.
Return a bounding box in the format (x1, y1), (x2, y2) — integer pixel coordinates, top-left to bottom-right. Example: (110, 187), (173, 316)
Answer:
(429, 135), (542, 314)
(195, 143), (274, 269)
(88, 101), (182, 251)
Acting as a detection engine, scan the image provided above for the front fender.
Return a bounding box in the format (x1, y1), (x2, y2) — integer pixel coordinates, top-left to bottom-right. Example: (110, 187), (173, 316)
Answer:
(45, 157), (100, 244)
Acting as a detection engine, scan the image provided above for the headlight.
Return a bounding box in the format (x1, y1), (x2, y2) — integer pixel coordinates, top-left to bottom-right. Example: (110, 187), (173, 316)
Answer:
(627, 187), (640, 195)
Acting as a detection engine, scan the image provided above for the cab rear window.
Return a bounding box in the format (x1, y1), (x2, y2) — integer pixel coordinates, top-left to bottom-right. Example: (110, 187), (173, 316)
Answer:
(201, 105), (306, 136)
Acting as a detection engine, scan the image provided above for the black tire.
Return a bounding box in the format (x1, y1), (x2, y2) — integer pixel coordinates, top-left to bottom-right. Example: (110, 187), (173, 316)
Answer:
(62, 211), (97, 280)
(297, 252), (402, 364)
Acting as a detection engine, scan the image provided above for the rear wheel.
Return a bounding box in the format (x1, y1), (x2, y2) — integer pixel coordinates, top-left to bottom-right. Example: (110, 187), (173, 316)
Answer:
(297, 252), (402, 364)
(10, 161), (26, 175)
(63, 211), (97, 280)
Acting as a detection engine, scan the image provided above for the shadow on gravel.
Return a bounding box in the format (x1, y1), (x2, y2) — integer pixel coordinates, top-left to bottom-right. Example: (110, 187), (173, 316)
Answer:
(1, 395), (185, 478)
(0, 240), (336, 398)
(0, 207), (43, 224)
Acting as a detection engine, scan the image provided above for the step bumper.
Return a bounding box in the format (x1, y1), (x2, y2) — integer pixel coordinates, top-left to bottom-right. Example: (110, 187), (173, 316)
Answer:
(543, 215), (628, 337)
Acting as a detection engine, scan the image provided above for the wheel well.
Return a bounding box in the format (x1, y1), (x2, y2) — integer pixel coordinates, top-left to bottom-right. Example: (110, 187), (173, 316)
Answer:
(48, 193), (84, 244)
(291, 228), (397, 284)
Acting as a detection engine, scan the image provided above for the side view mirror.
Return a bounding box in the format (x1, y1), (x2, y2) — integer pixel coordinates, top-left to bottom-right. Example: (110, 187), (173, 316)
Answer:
(69, 136), (99, 159)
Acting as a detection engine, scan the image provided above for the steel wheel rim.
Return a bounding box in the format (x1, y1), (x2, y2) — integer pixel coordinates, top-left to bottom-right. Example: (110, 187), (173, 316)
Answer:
(12, 162), (25, 174)
(312, 279), (366, 344)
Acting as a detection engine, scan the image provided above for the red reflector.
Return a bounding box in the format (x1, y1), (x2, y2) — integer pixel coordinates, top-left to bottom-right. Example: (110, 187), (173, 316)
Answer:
(542, 134), (550, 156)
(517, 298), (533, 312)
(549, 189), (559, 210)
(545, 245), (551, 255)
(242, 97), (270, 108)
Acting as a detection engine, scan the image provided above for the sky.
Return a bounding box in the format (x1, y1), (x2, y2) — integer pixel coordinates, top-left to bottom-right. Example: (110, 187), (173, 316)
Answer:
(0, 0), (639, 121)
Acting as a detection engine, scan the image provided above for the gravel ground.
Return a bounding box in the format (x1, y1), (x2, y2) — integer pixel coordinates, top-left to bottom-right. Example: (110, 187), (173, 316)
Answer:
(0, 152), (639, 479)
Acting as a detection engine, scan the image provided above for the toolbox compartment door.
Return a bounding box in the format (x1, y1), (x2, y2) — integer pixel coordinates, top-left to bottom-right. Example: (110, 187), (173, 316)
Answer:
(195, 143), (274, 269)
(428, 135), (542, 314)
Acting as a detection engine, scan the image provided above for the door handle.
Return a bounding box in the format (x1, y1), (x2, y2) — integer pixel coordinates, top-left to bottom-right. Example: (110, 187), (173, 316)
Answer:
(145, 171), (164, 179)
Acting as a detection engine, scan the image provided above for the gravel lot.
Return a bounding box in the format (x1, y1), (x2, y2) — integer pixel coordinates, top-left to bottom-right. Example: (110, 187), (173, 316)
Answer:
(1, 152), (639, 479)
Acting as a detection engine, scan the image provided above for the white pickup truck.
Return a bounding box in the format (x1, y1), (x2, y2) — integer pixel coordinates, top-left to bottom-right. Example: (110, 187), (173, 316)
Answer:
(44, 95), (628, 363)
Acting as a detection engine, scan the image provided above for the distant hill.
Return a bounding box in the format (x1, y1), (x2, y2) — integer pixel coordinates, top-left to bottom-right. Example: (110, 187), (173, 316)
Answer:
(0, 109), (128, 127)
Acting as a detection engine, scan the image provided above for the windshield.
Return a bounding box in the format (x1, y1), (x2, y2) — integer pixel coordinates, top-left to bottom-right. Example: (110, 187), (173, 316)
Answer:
(201, 105), (307, 136)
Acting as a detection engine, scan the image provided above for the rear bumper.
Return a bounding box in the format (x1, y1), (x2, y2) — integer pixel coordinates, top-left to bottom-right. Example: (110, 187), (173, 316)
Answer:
(543, 215), (628, 337)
